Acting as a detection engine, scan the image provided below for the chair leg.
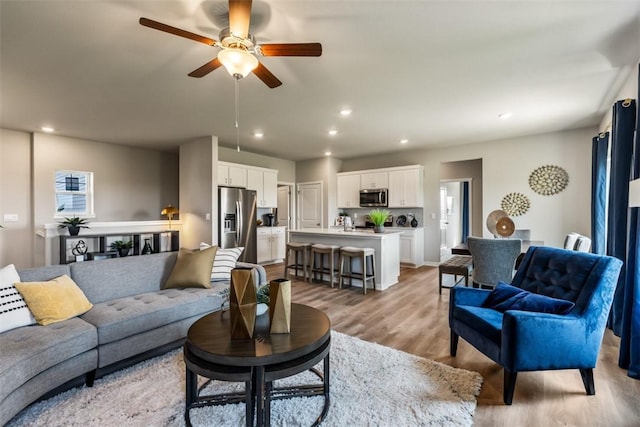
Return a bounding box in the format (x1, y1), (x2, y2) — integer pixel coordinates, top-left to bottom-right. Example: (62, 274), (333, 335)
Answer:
(361, 254), (367, 295)
(503, 370), (517, 405)
(450, 331), (459, 356)
(309, 252), (315, 283)
(579, 368), (595, 395)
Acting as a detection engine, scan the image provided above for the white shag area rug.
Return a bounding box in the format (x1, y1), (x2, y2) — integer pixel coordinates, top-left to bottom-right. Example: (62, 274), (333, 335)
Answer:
(8, 332), (483, 427)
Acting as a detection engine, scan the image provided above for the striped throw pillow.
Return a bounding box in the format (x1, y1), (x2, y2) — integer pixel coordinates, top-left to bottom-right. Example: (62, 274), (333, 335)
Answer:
(0, 264), (36, 333)
(200, 243), (245, 282)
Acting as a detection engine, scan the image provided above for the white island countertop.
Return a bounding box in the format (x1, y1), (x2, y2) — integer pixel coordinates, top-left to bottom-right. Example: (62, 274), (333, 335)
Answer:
(288, 228), (401, 290)
(290, 228), (403, 237)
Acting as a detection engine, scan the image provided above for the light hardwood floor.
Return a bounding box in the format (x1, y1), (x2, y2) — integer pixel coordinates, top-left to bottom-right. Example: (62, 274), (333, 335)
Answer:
(264, 263), (640, 427)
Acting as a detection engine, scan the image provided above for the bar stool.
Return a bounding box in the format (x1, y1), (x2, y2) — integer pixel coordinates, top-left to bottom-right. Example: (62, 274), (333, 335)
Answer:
(338, 246), (376, 294)
(284, 242), (311, 281)
(309, 244), (341, 287)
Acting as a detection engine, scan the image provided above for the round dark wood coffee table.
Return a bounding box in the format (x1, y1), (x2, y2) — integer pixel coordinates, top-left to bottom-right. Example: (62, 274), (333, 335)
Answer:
(184, 303), (331, 427)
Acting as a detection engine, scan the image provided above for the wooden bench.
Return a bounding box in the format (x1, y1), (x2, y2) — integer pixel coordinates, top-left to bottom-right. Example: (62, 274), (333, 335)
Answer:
(438, 255), (473, 294)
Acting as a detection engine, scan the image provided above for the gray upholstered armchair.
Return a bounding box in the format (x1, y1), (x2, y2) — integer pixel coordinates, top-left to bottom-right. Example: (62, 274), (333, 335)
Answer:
(467, 237), (521, 288)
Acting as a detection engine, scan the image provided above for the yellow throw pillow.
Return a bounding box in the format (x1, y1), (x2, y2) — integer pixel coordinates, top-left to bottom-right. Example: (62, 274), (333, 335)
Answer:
(14, 274), (93, 326)
(163, 246), (217, 289)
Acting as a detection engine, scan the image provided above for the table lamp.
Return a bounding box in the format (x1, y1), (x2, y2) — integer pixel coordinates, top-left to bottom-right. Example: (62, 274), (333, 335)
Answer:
(161, 205), (179, 230)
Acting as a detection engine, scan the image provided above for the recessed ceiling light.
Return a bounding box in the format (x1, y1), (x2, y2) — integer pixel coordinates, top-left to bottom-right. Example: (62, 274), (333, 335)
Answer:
(498, 112), (513, 120)
(41, 126), (55, 133)
(325, 151), (332, 156)
(328, 129), (338, 136)
(400, 139), (408, 144)
(340, 109), (352, 116)
(254, 131), (264, 138)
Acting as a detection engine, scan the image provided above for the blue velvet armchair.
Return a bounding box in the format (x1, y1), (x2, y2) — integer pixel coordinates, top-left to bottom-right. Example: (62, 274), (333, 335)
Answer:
(449, 246), (623, 404)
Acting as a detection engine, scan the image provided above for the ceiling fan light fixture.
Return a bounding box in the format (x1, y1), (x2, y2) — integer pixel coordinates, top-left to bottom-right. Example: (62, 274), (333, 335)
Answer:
(217, 48), (258, 78)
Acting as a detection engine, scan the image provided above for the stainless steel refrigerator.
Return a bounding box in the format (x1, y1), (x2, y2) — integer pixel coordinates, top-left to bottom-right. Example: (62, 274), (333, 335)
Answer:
(218, 187), (257, 263)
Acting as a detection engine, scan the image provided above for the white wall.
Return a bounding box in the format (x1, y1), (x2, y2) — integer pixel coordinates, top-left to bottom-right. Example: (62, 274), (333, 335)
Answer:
(0, 129), (32, 267)
(180, 136), (218, 249)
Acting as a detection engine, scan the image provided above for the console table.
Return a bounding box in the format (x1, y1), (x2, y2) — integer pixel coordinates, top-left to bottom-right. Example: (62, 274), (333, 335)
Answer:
(58, 230), (179, 264)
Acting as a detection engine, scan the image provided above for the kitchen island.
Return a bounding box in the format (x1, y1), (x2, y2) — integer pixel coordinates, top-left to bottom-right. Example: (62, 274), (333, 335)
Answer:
(288, 228), (401, 291)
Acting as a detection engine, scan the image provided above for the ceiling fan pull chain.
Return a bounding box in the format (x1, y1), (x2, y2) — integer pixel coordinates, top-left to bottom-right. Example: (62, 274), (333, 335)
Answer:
(235, 76), (240, 152)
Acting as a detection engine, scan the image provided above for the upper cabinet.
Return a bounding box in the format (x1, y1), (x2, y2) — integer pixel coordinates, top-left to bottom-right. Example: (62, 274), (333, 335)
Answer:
(360, 171), (388, 189)
(388, 166), (424, 207)
(337, 173), (361, 208)
(218, 162), (247, 188)
(218, 161), (278, 208)
(247, 167), (278, 208)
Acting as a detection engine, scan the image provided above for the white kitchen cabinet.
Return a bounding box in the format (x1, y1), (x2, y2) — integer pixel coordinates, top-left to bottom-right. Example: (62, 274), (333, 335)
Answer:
(337, 173), (361, 208)
(247, 167), (278, 208)
(360, 171), (388, 189)
(388, 166), (424, 207)
(257, 226), (286, 264)
(396, 227), (424, 267)
(218, 162), (247, 188)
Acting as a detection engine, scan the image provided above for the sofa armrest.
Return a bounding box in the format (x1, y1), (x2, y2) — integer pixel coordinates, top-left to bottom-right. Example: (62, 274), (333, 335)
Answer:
(501, 311), (599, 371)
(236, 262), (268, 287)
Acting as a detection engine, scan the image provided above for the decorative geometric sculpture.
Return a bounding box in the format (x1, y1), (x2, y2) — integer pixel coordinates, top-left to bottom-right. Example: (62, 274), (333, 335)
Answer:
(500, 192), (530, 216)
(269, 278), (291, 334)
(230, 267), (257, 339)
(529, 165), (569, 196)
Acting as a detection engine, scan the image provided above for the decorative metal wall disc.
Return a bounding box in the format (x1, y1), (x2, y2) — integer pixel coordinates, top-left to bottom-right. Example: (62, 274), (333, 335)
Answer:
(529, 165), (569, 196)
(486, 209), (508, 235)
(496, 216), (515, 237)
(501, 192), (530, 216)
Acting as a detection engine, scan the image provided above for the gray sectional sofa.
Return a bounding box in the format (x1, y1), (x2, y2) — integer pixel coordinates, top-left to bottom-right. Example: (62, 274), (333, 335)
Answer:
(0, 252), (266, 426)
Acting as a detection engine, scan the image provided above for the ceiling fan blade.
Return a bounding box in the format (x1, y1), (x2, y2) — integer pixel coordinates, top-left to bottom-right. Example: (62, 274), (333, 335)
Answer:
(139, 17), (216, 46)
(188, 58), (223, 78)
(253, 62), (282, 88)
(259, 43), (322, 57)
(228, 0), (252, 39)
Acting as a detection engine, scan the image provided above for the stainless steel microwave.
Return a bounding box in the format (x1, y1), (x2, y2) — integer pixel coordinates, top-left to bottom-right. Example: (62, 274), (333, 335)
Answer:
(359, 188), (388, 207)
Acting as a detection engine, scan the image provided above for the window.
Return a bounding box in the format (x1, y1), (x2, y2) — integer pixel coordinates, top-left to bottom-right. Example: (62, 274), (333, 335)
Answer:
(54, 170), (94, 217)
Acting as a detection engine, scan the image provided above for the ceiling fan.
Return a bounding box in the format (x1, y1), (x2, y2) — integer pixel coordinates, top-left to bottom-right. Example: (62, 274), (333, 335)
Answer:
(139, 0), (322, 88)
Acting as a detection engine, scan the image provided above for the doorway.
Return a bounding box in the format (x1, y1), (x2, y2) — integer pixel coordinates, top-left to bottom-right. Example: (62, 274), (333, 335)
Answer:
(439, 179), (472, 261)
(277, 183), (295, 230)
(297, 181), (323, 229)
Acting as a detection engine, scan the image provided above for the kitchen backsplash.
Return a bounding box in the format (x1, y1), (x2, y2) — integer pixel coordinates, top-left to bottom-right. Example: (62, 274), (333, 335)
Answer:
(340, 208), (424, 228)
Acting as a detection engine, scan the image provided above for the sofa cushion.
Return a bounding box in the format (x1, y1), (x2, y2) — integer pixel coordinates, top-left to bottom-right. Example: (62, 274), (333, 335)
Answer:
(200, 242), (245, 282)
(15, 275), (93, 325)
(163, 246), (217, 289)
(484, 282), (575, 315)
(453, 305), (504, 346)
(80, 288), (221, 345)
(0, 317), (97, 404)
(69, 252), (177, 304)
(1, 264), (36, 333)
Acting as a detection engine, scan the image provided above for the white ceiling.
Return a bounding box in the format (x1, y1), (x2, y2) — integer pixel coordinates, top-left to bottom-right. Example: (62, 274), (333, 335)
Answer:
(1, 1), (639, 161)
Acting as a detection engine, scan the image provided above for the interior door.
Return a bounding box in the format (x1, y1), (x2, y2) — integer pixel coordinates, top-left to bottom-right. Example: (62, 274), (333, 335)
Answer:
(297, 182), (322, 228)
(277, 185), (290, 228)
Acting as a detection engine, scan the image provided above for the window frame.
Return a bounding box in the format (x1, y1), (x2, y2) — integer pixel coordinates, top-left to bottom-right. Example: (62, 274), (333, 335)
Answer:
(53, 169), (95, 219)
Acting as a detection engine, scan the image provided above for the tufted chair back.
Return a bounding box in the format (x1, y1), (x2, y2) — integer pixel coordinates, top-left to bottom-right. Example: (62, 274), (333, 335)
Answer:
(512, 246), (619, 314)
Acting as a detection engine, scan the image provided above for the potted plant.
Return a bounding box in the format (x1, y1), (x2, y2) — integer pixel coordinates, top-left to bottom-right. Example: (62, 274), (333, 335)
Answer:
(109, 240), (133, 257)
(58, 216), (90, 236)
(368, 208), (391, 233)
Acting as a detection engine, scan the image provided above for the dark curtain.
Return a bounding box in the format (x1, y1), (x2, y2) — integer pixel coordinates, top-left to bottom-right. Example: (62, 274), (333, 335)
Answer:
(619, 65), (640, 379)
(608, 99), (637, 335)
(461, 181), (469, 243)
(591, 133), (609, 255)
